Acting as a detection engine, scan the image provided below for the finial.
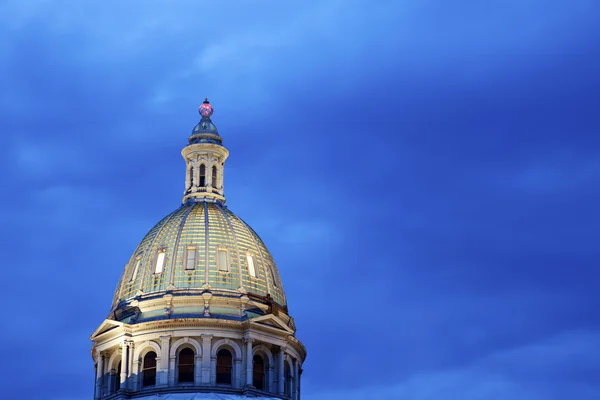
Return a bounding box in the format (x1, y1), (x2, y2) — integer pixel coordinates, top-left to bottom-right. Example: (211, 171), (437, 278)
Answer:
(199, 98), (213, 118)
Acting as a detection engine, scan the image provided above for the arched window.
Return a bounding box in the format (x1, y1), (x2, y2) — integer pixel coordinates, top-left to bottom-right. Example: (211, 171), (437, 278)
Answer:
(178, 348), (195, 383)
(142, 352), (157, 387)
(284, 362), (291, 396)
(199, 164), (206, 187)
(212, 165), (217, 188)
(216, 349), (232, 385)
(189, 165), (194, 187)
(111, 361), (121, 393)
(253, 355), (265, 390)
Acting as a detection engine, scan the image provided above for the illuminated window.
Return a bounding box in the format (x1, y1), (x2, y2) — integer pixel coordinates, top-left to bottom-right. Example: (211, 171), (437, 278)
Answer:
(216, 349), (232, 385)
(185, 247), (197, 271)
(246, 254), (256, 278)
(142, 352), (157, 387)
(178, 348), (195, 383)
(212, 165), (217, 188)
(199, 164), (206, 187)
(131, 258), (141, 282)
(217, 249), (229, 272)
(155, 251), (165, 274)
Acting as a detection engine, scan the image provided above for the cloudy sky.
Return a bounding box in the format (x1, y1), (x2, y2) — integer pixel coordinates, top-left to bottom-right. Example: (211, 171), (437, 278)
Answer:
(1, 0), (599, 399)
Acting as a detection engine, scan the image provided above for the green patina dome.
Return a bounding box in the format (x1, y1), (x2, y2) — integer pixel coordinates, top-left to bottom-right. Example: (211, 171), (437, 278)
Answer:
(112, 201), (286, 309)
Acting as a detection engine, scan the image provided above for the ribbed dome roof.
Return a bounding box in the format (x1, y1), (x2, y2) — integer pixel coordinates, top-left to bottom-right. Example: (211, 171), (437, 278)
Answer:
(112, 201), (286, 309)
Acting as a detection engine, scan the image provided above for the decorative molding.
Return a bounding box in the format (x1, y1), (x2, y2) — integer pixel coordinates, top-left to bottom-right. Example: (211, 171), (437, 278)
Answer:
(169, 336), (202, 358)
(133, 340), (161, 360)
(210, 338), (242, 359)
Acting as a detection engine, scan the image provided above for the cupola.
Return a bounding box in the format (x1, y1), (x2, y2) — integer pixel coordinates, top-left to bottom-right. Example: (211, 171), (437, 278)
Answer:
(182, 99), (229, 204)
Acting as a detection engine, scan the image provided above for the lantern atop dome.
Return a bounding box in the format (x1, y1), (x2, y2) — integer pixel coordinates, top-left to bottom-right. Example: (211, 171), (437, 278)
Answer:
(198, 98), (214, 118)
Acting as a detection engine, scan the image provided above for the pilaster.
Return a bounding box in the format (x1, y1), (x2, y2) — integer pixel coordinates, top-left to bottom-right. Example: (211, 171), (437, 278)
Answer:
(159, 335), (171, 386)
(119, 342), (127, 390)
(168, 354), (176, 387)
(194, 353), (203, 385)
(192, 158), (199, 190)
(201, 334), (213, 385)
(126, 341), (135, 391)
(244, 338), (254, 387)
(278, 347), (285, 394)
(292, 359), (299, 400)
(206, 159), (214, 188)
(269, 365), (275, 393)
(234, 356), (243, 388)
(94, 350), (103, 399)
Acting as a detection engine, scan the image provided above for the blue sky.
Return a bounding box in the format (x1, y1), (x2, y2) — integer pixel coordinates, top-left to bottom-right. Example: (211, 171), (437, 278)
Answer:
(1, 0), (599, 399)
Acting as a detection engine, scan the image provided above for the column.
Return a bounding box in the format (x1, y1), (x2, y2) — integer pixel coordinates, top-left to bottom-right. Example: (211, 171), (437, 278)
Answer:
(245, 338), (254, 387)
(119, 342), (127, 390)
(127, 341), (135, 391)
(292, 360), (299, 400)
(298, 363), (303, 400)
(185, 159), (191, 189)
(201, 335), (213, 385)
(94, 350), (103, 399)
(193, 159), (199, 189)
(219, 164), (224, 191)
(159, 336), (171, 386)
(101, 353), (108, 396)
(290, 359), (296, 400)
(278, 348), (284, 394)
(206, 160), (213, 188)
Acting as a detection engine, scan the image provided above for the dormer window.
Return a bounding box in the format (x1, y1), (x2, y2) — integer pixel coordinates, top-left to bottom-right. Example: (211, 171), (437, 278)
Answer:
(185, 247), (197, 271)
(246, 253), (256, 278)
(130, 258), (141, 282)
(217, 248), (229, 272)
(154, 251), (166, 274)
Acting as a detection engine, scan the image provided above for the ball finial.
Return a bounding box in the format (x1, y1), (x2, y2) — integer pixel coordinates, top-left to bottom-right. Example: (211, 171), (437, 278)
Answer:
(198, 98), (213, 118)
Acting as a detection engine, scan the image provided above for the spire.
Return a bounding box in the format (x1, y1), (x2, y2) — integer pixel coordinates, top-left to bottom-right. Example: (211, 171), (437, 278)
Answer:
(182, 100), (229, 205)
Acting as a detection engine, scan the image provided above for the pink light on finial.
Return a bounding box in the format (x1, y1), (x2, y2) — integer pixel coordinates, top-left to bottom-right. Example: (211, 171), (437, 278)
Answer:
(199, 98), (213, 118)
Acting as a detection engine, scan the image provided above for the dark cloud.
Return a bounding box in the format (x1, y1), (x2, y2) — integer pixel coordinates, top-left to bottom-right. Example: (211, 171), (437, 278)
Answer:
(1, 0), (599, 399)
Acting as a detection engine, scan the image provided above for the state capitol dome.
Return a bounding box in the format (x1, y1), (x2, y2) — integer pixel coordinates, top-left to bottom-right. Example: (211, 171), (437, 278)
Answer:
(91, 100), (305, 400)
(113, 202), (287, 310)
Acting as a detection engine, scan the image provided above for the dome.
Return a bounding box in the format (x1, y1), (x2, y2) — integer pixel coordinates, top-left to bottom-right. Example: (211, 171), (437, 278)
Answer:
(112, 200), (286, 311)
(91, 101), (305, 400)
